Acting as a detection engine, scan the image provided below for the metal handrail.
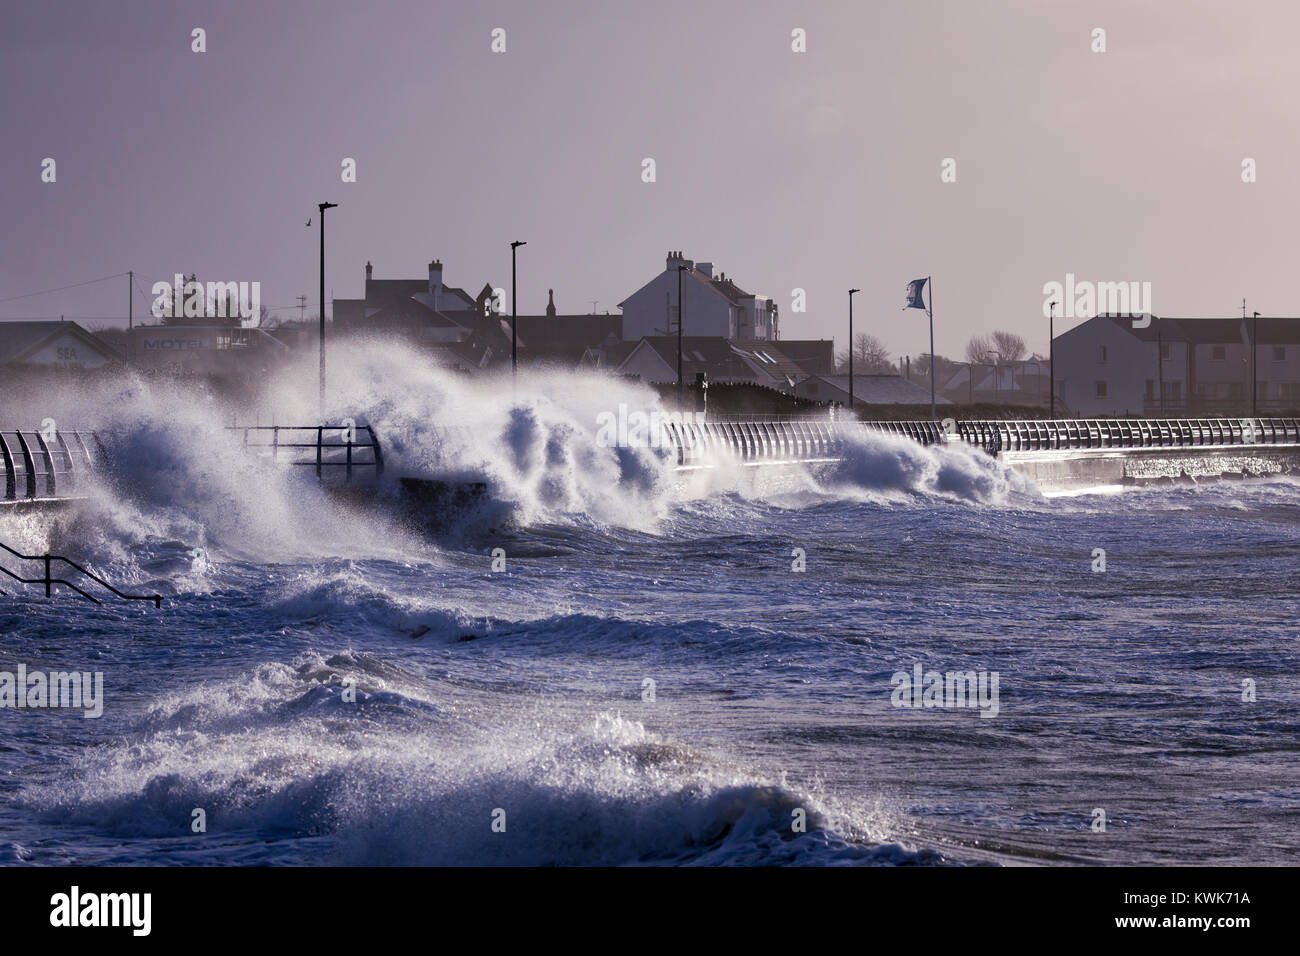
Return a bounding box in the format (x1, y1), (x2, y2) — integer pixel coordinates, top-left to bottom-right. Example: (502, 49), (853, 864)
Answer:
(0, 540), (162, 608)
(228, 425), (384, 482)
(1, 429), (102, 501)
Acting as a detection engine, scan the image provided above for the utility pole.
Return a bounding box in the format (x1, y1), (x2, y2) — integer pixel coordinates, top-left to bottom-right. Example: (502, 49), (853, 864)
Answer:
(297, 295), (307, 324)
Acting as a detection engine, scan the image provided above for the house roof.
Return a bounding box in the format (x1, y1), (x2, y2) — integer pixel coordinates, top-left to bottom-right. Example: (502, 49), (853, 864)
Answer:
(620, 336), (804, 386)
(513, 314), (623, 354)
(617, 263), (759, 310)
(365, 297), (473, 330)
(772, 339), (835, 376)
(729, 342), (805, 384)
(1100, 314), (1300, 345)
(802, 374), (953, 405)
(708, 275), (752, 302)
(0, 320), (122, 365)
(364, 278), (427, 303)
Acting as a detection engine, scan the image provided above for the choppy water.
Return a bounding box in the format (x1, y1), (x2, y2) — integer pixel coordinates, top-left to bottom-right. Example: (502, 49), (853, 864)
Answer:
(2, 358), (1298, 866)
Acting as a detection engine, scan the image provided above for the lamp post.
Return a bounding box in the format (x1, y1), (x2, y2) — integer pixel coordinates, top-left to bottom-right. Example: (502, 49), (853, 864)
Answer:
(317, 201), (337, 416)
(1157, 317), (1164, 416)
(1252, 311), (1260, 417)
(678, 264), (688, 408)
(985, 350), (1003, 402)
(511, 241), (526, 378)
(1049, 300), (1056, 417)
(848, 288), (860, 413)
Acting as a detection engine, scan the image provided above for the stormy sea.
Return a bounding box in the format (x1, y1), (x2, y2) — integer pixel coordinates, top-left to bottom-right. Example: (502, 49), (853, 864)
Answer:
(2, 347), (1297, 867)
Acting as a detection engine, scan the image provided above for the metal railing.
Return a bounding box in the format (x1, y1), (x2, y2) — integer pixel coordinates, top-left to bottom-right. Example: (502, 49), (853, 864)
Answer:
(227, 424), (384, 483)
(0, 429), (103, 501)
(946, 418), (1300, 453)
(0, 540), (162, 607)
(662, 417), (1300, 466)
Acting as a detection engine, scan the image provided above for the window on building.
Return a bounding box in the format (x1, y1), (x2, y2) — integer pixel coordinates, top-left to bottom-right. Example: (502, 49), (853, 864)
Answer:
(1274, 346), (1286, 361)
(1212, 346), (1226, 361)
(1099, 346), (1108, 363)
(1161, 343), (1172, 360)
(1095, 381), (1108, 398)
(1167, 381), (1182, 401)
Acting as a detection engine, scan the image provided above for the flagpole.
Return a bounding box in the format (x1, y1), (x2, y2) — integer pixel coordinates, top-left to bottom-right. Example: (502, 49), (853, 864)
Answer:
(928, 275), (935, 421)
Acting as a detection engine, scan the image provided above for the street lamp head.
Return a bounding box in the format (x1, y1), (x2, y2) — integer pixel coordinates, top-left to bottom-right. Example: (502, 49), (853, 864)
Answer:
(849, 288), (860, 295)
(512, 240), (526, 249)
(319, 202), (338, 211)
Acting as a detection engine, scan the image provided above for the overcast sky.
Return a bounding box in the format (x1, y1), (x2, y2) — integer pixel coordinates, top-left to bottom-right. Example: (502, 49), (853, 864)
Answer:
(2, 0), (1297, 360)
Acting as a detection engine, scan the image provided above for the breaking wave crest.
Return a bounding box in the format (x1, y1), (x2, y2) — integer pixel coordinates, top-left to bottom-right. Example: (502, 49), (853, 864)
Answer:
(21, 654), (940, 866)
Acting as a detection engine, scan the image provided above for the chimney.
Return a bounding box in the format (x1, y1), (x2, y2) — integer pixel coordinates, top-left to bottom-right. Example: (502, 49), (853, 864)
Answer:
(546, 288), (557, 317)
(428, 259), (443, 297)
(365, 261), (373, 281)
(667, 250), (694, 272)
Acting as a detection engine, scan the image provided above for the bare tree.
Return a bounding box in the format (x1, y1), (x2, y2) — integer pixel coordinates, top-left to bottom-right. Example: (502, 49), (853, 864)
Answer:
(965, 334), (994, 365)
(837, 333), (891, 373)
(991, 330), (1027, 362)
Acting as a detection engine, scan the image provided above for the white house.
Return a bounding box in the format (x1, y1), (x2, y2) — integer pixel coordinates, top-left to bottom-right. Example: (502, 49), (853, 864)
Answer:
(618, 251), (778, 342)
(1053, 314), (1300, 416)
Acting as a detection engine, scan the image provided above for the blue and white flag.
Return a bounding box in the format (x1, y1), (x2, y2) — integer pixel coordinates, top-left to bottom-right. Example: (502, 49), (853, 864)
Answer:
(905, 277), (928, 310)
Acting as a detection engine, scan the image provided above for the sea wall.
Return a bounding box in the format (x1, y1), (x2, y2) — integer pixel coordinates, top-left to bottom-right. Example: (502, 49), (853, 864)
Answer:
(662, 418), (1300, 492)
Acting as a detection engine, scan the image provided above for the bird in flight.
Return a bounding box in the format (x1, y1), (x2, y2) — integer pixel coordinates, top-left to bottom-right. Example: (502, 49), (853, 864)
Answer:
(305, 218), (312, 227)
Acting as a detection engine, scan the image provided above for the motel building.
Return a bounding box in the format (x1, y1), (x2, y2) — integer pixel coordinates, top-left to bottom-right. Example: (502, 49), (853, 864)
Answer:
(128, 324), (291, 375)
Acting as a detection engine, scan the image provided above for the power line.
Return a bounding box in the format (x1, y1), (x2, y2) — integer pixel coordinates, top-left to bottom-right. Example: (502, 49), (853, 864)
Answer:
(0, 315), (131, 322)
(0, 271), (130, 304)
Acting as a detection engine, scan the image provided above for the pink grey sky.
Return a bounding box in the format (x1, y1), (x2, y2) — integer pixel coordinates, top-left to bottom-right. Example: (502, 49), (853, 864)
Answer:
(2, 0), (1297, 360)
